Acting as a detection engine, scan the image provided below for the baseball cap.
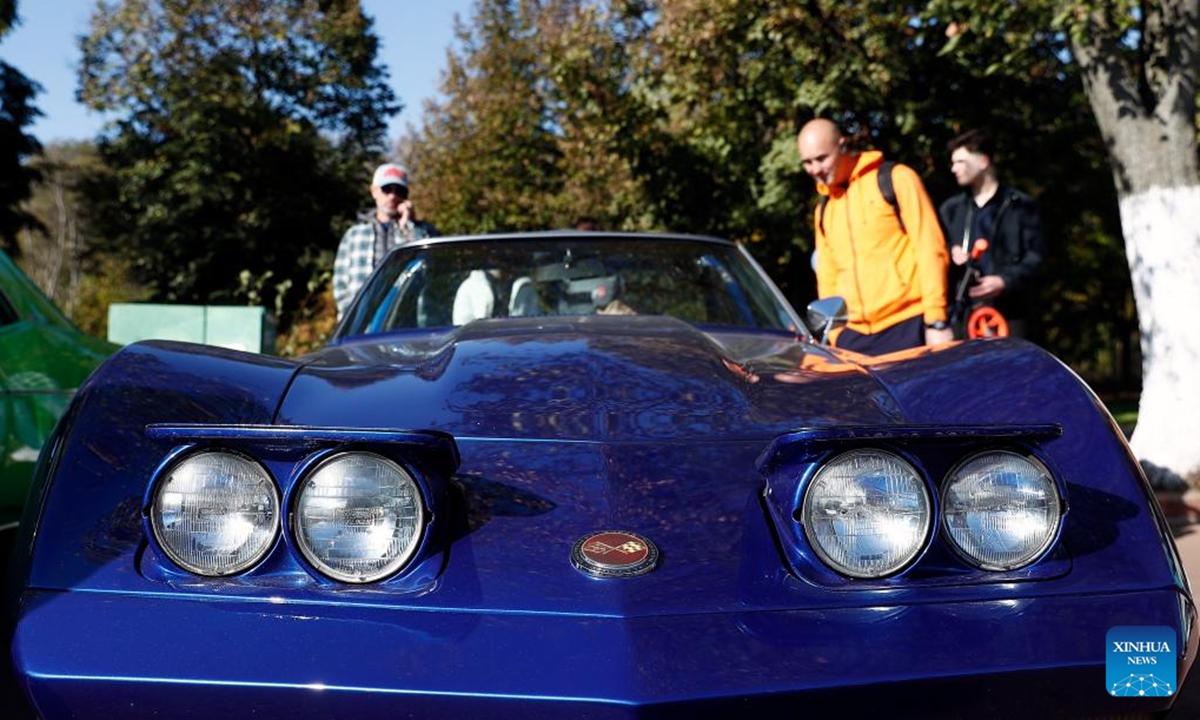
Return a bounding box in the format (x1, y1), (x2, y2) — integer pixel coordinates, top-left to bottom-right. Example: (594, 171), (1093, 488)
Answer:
(372, 163), (409, 189)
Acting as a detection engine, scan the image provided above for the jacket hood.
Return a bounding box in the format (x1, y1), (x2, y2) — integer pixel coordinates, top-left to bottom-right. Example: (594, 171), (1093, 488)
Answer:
(280, 316), (905, 441)
(816, 149), (885, 198)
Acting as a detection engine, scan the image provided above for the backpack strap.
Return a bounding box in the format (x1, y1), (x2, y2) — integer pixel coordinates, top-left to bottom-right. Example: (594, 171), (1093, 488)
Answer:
(816, 160), (905, 236)
(876, 160), (905, 234)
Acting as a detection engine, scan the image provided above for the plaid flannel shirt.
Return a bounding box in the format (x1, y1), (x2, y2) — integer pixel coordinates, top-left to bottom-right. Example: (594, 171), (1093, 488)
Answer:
(333, 213), (437, 317)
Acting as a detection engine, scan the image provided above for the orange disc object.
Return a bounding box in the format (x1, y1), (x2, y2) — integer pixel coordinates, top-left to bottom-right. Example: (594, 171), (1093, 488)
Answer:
(967, 306), (1009, 338)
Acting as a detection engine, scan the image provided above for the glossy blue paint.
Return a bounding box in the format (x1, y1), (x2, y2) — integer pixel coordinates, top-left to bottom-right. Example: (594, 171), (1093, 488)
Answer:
(5, 235), (1195, 718)
(10, 587), (1189, 717)
(144, 424), (461, 478)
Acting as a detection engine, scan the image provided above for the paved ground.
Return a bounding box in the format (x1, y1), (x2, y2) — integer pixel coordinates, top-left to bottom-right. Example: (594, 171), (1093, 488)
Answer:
(1172, 523), (1200, 600)
(1163, 518), (1200, 716)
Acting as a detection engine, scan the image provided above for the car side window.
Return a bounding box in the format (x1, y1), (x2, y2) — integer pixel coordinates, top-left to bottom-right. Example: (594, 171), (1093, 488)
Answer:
(364, 258), (426, 331)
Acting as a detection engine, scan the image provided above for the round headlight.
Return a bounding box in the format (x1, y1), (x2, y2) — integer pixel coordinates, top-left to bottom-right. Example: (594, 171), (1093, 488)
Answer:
(293, 452), (426, 583)
(151, 450), (280, 576)
(801, 449), (931, 578)
(942, 451), (1060, 570)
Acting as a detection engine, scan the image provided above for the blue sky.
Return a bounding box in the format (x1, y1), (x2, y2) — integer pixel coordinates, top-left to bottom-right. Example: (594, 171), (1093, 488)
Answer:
(0, 0), (476, 144)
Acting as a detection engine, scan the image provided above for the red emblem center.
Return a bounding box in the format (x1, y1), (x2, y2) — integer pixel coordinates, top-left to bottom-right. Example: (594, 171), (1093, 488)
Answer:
(572, 530), (658, 577)
(580, 532), (649, 567)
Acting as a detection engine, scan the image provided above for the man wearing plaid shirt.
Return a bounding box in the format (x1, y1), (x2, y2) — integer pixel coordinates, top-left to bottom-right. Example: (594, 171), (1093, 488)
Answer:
(333, 163), (438, 317)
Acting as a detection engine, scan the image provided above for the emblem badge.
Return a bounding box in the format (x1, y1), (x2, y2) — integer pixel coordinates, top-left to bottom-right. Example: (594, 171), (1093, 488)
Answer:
(571, 530), (659, 578)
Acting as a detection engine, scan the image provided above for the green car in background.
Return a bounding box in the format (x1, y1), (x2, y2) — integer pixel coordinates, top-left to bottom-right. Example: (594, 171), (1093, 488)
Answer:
(0, 250), (116, 542)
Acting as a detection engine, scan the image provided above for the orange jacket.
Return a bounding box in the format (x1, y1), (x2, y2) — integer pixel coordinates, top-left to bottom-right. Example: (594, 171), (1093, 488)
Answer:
(814, 151), (949, 335)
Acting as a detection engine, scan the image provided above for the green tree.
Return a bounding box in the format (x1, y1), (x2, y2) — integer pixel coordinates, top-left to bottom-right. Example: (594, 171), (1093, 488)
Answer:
(407, 0), (564, 234)
(408, 0), (702, 236)
(532, 0), (659, 231)
(1069, 1), (1200, 488)
(77, 0), (397, 320)
(0, 0), (43, 253)
(930, 0), (1200, 486)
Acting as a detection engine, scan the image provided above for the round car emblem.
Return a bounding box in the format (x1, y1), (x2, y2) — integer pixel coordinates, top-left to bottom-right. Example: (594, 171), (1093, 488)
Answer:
(571, 530), (659, 578)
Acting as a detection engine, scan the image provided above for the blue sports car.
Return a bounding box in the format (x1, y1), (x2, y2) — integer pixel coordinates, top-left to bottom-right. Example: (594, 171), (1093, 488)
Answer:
(5, 232), (1194, 718)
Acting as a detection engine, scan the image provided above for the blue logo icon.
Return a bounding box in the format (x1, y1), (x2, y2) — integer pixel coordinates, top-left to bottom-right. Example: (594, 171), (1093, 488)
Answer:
(1107, 626), (1176, 697)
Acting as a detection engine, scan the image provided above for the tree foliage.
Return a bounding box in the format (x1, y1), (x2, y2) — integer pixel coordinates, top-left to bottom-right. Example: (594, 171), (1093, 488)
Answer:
(0, 0), (43, 253)
(78, 0), (398, 317)
(406, 0), (564, 233)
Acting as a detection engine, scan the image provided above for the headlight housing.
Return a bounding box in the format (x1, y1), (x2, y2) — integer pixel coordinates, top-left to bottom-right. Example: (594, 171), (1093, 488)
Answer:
(941, 450), (1060, 570)
(151, 450), (280, 576)
(293, 452), (426, 583)
(801, 449), (932, 578)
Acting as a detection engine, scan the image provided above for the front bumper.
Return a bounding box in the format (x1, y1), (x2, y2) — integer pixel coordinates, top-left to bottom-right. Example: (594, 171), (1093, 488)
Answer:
(12, 587), (1195, 719)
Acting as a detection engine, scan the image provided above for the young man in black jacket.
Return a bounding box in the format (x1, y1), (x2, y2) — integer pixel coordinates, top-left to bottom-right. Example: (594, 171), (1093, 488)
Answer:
(939, 129), (1046, 341)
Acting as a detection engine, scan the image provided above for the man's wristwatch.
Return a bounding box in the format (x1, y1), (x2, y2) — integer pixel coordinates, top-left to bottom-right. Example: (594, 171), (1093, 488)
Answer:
(925, 320), (949, 330)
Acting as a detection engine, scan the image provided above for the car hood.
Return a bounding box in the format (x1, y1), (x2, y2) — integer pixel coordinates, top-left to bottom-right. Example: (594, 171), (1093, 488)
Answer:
(32, 322), (1098, 619)
(279, 315), (905, 440)
(275, 317), (913, 615)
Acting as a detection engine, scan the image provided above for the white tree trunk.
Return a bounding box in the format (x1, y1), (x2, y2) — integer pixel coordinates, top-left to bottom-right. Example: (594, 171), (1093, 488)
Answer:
(1121, 186), (1200, 487)
(1068, 0), (1199, 487)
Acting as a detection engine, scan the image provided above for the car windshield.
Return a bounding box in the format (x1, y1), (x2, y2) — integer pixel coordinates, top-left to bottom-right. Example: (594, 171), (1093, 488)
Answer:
(338, 235), (802, 337)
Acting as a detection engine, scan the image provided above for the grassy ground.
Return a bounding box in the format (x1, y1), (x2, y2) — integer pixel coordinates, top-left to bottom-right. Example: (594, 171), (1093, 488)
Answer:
(1103, 395), (1138, 438)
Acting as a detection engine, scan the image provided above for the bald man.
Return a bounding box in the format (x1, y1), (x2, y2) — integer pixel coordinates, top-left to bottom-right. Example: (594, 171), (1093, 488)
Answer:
(798, 119), (953, 354)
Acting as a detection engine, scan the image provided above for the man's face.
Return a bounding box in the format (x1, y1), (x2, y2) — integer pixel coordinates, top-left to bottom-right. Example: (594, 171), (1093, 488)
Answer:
(798, 135), (848, 187)
(950, 147), (988, 188)
(371, 183), (408, 218)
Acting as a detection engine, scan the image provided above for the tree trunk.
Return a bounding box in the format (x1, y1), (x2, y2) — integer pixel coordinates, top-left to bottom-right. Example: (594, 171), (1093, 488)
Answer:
(1118, 187), (1200, 488)
(1071, 1), (1200, 487)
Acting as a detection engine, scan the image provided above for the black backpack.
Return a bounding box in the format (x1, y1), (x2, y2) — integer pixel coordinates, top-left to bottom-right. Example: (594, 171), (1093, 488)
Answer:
(817, 160), (904, 235)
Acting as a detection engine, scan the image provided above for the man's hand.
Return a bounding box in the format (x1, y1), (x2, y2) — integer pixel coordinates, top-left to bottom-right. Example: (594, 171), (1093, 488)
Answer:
(398, 199), (414, 225)
(968, 274), (1005, 301)
(925, 326), (954, 346)
(950, 245), (968, 266)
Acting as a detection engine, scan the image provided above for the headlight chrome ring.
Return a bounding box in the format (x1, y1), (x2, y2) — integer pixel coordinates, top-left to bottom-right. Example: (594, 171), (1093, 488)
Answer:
(941, 450), (1060, 571)
(292, 452), (426, 583)
(150, 450), (280, 576)
(801, 449), (932, 578)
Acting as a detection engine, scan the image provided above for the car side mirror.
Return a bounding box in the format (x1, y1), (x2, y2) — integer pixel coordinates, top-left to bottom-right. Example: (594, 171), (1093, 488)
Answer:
(806, 297), (848, 345)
